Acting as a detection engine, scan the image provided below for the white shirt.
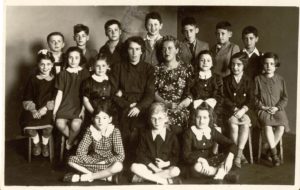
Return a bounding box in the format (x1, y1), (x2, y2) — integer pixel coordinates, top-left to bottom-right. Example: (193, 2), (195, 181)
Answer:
(242, 48), (260, 58)
(151, 127), (166, 141)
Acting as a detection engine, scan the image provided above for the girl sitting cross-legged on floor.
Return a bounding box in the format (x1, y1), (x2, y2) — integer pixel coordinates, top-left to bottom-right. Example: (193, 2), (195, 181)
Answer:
(63, 101), (125, 183)
(182, 102), (239, 184)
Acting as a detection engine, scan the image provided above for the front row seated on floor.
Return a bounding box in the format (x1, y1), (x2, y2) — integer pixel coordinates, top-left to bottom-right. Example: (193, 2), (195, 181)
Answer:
(63, 102), (125, 183)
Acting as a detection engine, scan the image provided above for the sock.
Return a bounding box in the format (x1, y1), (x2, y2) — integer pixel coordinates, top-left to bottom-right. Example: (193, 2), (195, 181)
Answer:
(214, 167), (226, 180)
(80, 173), (93, 182)
(31, 134), (40, 144)
(42, 136), (49, 145)
(72, 174), (80, 182)
(106, 176), (112, 182)
(237, 149), (243, 158)
(66, 139), (72, 150)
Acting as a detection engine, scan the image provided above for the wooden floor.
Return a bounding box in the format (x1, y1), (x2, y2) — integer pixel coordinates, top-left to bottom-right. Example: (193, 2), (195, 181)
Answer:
(4, 133), (295, 186)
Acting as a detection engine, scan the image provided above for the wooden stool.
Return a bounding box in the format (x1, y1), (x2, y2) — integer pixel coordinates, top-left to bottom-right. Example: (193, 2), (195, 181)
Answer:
(248, 127), (254, 164)
(257, 128), (283, 164)
(60, 135), (66, 162)
(28, 134), (54, 163)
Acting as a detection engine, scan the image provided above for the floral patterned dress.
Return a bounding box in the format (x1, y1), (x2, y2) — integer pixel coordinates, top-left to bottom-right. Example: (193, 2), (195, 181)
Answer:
(154, 62), (192, 134)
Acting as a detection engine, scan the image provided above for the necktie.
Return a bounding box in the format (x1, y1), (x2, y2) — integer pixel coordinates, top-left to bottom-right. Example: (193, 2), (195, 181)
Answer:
(189, 43), (195, 57)
(155, 135), (164, 157)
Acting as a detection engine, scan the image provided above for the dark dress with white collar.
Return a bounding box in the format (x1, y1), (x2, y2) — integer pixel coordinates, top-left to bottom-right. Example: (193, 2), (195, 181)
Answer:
(20, 74), (55, 129)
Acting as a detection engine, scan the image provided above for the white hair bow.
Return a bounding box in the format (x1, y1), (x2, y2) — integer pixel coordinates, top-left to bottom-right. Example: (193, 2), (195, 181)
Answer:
(38, 49), (49, 55)
(193, 98), (217, 109)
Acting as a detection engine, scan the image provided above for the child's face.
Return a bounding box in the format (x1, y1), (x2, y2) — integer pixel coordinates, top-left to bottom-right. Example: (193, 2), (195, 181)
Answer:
(48, 35), (65, 53)
(74, 31), (89, 47)
(216, 29), (232, 44)
(231, 58), (244, 76)
(242, 33), (258, 50)
(150, 111), (167, 131)
(38, 59), (53, 75)
(162, 41), (178, 62)
(195, 110), (210, 129)
(94, 60), (109, 76)
(199, 54), (213, 71)
(106, 24), (121, 41)
(146, 19), (163, 36)
(263, 58), (276, 75)
(68, 51), (81, 68)
(94, 111), (112, 130)
(183, 25), (199, 43)
(128, 42), (143, 65)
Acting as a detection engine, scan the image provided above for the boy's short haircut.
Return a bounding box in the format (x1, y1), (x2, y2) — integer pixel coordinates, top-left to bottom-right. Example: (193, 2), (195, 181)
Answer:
(242, 26), (258, 37)
(47, 32), (65, 43)
(145, 11), (162, 27)
(104, 19), (122, 31)
(181, 16), (197, 28)
(73, 24), (89, 35)
(216, 21), (232, 31)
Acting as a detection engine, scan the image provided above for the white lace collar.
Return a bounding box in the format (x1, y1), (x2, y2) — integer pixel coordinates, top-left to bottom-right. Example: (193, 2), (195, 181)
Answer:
(36, 74), (54, 81)
(152, 128), (166, 141)
(89, 124), (115, 141)
(191, 125), (211, 141)
(92, 74), (108, 83)
(199, 70), (212, 79)
(66, 66), (83, 74)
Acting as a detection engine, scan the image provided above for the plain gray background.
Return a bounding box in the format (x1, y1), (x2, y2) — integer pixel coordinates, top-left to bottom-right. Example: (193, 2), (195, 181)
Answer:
(5, 6), (298, 140)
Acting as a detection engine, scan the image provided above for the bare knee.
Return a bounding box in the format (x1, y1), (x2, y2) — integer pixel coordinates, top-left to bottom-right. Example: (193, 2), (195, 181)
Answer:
(130, 163), (145, 173)
(70, 119), (82, 132)
(110, 162), (123, 173)
(169, 166), (180, 177)
(24, 129), (38, 137)
(56, 119), (67, 130)
(42, 126), (53, 137)
(194, 163), (203, 173)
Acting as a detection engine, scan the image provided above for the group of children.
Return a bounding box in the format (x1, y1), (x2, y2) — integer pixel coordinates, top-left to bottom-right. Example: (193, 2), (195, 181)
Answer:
(20, 11), (289, 185)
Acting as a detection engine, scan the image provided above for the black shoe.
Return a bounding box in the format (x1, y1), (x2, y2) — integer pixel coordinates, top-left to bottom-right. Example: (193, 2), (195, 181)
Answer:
(224, 173), (239, 184)
(272, 155), (280, 167)
(112, 174), (119, 184)
(32, 142), (41, 156)
(168, 177), (182, 184)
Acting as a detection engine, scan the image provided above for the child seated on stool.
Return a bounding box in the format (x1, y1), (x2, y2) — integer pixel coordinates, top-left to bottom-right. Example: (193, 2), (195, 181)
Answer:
(64, 102), (125, 183)
(182, 102), (239, 184)
(20, 49), (56, 157)
(130, 102), (181, 185)
(254, 52), (289, 167)
(223, 52), (256, 168)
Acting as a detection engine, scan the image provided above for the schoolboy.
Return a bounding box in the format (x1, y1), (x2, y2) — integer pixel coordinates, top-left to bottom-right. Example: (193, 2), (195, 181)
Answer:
(211, 21), (240, 77)
(99, 19), (123, 68)
(47, 32), (65, 74)
(144, 11), (163, 66)
(180, 17), (209, 69)
(241, 25), (262, 79)
(73, 24), (97, 71)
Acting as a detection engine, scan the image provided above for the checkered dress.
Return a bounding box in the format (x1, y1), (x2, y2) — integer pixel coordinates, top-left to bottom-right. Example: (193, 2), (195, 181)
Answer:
(68, 127), (125, 173)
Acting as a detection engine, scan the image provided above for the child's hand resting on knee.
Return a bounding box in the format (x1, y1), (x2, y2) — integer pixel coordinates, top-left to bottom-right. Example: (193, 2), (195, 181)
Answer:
(155, 158), (170, 169)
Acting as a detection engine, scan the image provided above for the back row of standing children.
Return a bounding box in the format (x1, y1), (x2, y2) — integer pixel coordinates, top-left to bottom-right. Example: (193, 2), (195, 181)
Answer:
(20, 11), (289, 184)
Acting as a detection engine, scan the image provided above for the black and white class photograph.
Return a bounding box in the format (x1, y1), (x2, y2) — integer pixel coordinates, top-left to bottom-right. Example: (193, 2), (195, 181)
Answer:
(2, 2), (299, 188)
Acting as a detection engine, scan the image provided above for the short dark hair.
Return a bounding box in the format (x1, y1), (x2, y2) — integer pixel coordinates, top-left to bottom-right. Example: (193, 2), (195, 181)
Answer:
(242, 26), (258, 37)
(65, 46), (86, 67)
(261, 52), (280, 67)
(47, 32), (65, 43)
(73, 24), (89, 35)
(216, 21), (232, 31)
(229, 52), (249, 70)
(124, 36), (146, 53)
(145, 11), (162, 28)
(195, 50), (214, 72)
(190, 102), (215, 128)
(92, 101), (113, 118)
(181, 16), (197, 28)
(104, 19), (122, 31)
